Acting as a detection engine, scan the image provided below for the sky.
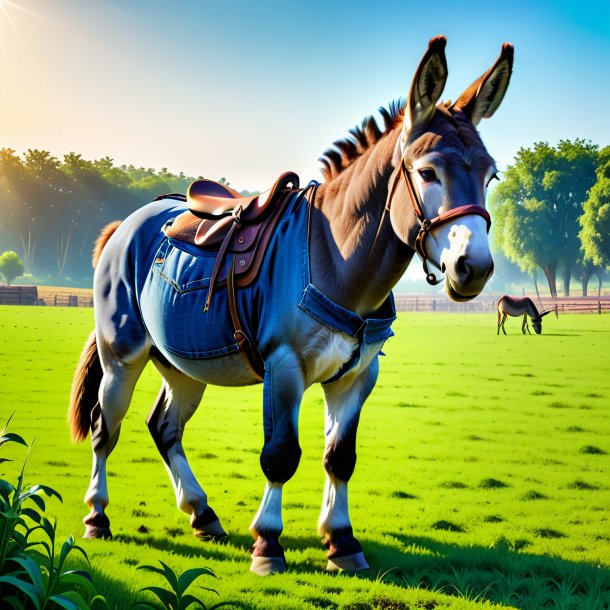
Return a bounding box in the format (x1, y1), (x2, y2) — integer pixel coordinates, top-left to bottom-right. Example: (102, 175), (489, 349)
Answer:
(1, 0), (610, 191)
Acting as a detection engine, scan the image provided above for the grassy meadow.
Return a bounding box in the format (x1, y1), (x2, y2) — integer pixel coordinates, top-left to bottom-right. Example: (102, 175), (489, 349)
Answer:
(0, 306), (608, 609)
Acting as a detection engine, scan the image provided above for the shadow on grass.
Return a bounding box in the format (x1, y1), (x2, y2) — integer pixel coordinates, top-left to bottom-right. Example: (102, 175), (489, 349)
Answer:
(89, 529), (610, 609)
(365, 533), (610, 609)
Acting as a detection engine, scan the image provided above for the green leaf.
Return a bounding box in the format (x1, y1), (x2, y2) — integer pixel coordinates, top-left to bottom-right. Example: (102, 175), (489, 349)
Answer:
(158, 560), (180, 594)
(28, 539), (53, 561)
(90, 594), (109, 609)
(0, 479), (15, 497)
(40, 515), (56, 541)
(49, 590), (91, 610)
(178, 593), (206, 610)
(57, 534), (75, 572)
(137, 564), (167, 577)
(24, 493), (46, 512)
(70, 541), (90, 563)
(177, 567), (216, 594)
(0, 575), (42, 610)
(21, 507), (43, 523)
(59, 570), (96, 598)
(32, 484), (63, 503)
(140, 585), (177, 608)
(10, 555), (47, 602)
(0, 432), (28, 447)
(1, 412), (16, 435)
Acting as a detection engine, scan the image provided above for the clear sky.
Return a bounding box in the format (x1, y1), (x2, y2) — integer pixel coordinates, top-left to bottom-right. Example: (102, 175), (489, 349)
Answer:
(1, 0), (609, 191)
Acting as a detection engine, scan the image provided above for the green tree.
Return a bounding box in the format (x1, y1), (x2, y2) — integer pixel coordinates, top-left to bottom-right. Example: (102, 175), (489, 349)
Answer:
(490, 140), (599, 296)
(580, 146), (610, 271)
(0, 251), (25, 285)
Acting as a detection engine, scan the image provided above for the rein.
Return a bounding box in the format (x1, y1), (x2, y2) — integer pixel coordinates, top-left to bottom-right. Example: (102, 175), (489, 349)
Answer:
(379, 159), (492, 285)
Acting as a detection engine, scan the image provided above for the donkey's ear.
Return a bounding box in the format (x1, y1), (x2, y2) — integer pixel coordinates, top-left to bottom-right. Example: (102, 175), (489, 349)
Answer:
(453, 43), (514, 126)
(404, 36), (448, 138)
(540, 310), (552, 318)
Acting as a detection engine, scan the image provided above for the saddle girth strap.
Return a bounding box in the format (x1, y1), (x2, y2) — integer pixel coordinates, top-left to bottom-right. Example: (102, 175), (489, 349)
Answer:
(227, 255), (265, 381)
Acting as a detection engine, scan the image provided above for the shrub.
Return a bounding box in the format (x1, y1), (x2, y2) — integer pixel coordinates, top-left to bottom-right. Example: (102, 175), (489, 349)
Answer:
(0, 414), (107, 608)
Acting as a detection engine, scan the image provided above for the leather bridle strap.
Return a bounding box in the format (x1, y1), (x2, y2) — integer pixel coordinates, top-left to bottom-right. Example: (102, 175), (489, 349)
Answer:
(393, 159), (492, 285)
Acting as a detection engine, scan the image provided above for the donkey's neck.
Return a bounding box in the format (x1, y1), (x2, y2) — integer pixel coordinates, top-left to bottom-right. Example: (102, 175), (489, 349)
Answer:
(310, 130), (414, 315)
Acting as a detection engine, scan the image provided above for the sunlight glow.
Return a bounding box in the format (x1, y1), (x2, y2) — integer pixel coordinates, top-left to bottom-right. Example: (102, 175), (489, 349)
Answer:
(0, 0), (45, 45)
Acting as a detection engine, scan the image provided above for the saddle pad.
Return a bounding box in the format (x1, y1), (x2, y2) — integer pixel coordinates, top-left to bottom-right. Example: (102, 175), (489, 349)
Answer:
(140, 238), (239, 359)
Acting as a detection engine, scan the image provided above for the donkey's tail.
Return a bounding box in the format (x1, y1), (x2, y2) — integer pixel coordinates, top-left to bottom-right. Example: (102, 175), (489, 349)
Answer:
(69, 330), (103, 442)
(92, 220), (121, 269)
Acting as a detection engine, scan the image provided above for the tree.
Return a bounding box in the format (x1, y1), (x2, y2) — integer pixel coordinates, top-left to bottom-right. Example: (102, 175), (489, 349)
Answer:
(0, 251), (25, 285)
(490, 140), (599, 297)
(580, 146), (610, 271)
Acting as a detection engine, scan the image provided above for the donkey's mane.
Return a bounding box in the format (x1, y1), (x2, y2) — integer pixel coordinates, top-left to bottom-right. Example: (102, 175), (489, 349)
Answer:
(319, 101), (405, 181)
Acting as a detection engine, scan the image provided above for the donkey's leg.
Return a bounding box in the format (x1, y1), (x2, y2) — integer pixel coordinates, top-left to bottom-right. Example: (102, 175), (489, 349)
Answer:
(84, 340), (149, 538)
(501, 313), (507, 335)
(319, 360), (378, 572)
(148, 360), (226, 540)
(250, 352), (305, 575)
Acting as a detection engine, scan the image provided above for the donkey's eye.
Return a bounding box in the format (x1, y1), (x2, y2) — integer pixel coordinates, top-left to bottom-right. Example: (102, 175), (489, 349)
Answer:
(486, 173), (500, 187)
(418, 168), (438, 183)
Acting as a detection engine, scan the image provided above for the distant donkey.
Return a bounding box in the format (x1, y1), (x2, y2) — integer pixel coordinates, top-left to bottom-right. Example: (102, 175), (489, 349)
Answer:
(497, 295), (551, 335)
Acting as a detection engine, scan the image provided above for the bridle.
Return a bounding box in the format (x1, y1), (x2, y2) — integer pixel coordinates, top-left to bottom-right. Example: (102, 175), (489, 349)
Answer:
(384, 158), (492, 285)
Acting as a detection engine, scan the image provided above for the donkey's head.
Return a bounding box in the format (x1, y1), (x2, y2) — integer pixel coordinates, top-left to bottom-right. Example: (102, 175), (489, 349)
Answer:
(389, 36), (513, 302)
(531, 310), (551, 334)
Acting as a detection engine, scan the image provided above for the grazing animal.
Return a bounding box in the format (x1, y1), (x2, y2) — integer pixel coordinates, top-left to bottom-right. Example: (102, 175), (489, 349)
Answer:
(497, 295), (551, 335)
(69, 36), (513, 575)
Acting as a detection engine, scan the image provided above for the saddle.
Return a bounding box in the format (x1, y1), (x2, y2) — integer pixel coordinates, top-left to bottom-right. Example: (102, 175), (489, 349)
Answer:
(161, 171), (302, 381)
(165, 171), (300, 300)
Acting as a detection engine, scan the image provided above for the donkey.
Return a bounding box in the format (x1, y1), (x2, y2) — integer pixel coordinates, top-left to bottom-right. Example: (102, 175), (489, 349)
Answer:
(69, 36), (513, 575)
(497, 295), (551, 335)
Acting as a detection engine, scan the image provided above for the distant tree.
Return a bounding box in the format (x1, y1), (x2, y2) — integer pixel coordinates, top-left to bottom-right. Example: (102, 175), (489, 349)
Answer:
(0, 251), (25, 285)
(490, 140), (599, 297)
(580, 146), (610, 271)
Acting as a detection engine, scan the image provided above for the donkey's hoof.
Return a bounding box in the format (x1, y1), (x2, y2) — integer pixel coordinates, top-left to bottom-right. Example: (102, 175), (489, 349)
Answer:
(250, 555), (287, 576)
(83, 524), (112, 539)
(326, 552), (369, 572)
(193, 518), (227, 542)
(83, 511), (111, 539)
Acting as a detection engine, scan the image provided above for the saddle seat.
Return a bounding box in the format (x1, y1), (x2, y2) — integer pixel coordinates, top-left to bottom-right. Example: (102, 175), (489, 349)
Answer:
(164, 171), (300, 290)
(166, 171), (299, 249)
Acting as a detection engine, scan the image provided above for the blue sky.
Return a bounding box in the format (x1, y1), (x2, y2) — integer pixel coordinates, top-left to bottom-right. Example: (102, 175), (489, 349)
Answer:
(1, 0), (609, 190)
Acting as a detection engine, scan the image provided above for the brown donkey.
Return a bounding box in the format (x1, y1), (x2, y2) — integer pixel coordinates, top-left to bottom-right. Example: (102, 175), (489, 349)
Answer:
(497, 295), (551, 334)
(70, 36), (513, 575)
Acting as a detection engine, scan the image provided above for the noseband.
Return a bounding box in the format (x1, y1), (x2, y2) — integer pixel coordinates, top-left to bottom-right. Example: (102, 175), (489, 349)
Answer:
(386, 160), (492, 285)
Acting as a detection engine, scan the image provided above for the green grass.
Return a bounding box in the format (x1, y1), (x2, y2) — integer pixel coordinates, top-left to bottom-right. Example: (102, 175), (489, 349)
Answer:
(1, 306), (609, 609)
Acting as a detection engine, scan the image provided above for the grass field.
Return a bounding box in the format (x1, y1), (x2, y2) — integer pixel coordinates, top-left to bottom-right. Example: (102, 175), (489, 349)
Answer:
(0, 306), (609, 609)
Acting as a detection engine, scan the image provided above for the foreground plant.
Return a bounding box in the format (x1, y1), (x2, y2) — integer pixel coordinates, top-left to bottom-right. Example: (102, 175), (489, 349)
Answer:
(0, 415), (106, 608)
(133, 561), (238, 610)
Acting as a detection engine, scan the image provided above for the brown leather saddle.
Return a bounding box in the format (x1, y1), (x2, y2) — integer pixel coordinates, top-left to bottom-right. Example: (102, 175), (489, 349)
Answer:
(162, 171), (301, 380)
(165, 171), (300, 304)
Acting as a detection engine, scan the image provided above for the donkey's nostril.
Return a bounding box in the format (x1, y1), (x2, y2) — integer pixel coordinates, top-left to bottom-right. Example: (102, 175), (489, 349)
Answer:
(455, 255), (469, 277)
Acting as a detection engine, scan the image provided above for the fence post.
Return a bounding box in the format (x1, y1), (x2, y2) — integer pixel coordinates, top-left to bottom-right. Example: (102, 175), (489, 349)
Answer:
(599, 299), (602, 315)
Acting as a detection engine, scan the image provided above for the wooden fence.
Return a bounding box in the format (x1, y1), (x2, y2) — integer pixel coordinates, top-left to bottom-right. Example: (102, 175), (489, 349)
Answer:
(0, 285), (39, 305)
(2, 285), (609, 314)
(393, 295), (610, 314)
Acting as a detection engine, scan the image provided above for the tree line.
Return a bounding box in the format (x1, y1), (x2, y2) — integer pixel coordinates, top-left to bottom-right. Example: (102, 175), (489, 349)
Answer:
(490, 139), (609, 297)
(0, 148), (207, 284)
